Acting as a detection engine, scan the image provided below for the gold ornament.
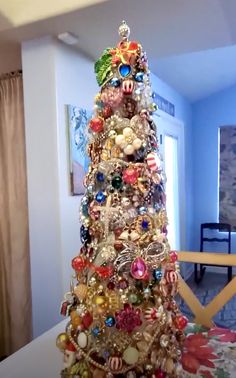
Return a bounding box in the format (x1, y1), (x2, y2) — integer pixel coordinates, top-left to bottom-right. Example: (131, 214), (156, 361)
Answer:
(74, 284), (88, 301)
(56, 333), (69, 351)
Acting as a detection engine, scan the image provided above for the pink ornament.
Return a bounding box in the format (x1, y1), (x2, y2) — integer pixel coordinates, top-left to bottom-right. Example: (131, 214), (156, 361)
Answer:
(131, 257), (147, 279)
(123, 167), (139, 184)
(146, 152), (160, 171)
(122, 79), (134, 94)
(115, 304), (142, 333)
(165, 270), (178, 283)
(101, 87), (123, 108)
(170, 250), (178, 263)
(154, 369), (166, 378)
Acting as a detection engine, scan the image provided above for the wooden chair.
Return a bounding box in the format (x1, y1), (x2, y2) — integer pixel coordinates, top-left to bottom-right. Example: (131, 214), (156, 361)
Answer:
(194, 223), (232, 284)
(178, 251), (236, 328)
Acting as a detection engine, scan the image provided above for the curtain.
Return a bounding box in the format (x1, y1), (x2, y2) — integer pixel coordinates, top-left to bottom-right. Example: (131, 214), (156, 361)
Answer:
(0, 72), (32, 358)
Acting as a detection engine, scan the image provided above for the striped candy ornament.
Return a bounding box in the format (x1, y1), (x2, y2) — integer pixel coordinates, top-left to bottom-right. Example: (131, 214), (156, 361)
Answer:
(165, 270), (178, 283)
(146, 152), (161, 171)
(144, 307), (159, 322)
(122, 79), (134, 94)
(108, 356), (123, 371)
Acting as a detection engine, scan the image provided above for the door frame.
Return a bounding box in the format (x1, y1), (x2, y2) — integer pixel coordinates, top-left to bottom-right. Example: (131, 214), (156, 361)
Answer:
(153, 109), (186, 251)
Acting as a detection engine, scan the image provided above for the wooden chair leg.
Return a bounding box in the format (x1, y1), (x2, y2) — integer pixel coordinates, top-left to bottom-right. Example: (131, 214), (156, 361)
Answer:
(228, 266), (232, 283)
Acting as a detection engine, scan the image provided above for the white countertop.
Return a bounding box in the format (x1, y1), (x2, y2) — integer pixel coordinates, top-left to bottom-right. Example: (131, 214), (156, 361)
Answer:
(0, 320), (67, 378)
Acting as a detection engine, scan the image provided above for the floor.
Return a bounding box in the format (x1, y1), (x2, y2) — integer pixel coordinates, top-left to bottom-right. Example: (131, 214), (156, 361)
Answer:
(177, 271), (236, 329)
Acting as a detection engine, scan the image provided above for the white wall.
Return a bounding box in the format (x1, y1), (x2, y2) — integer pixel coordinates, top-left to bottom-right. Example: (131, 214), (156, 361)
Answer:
(22, 36), (97, 338)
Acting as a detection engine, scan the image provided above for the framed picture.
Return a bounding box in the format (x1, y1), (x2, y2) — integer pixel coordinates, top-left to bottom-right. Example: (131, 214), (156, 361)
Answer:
(67, 105), (92, 195)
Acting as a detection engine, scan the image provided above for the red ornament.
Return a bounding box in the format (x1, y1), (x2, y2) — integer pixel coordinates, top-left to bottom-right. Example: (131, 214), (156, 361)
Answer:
(114, 240), (124, 251)
(123, 167), (139, 184)
(122, 79), (134, 94)
(107, 281), (115, 290)
(112, 55), (121, 65)
(71, 256), (87, 272)
(65, 342), (76, 352)
(94, 265), (113, 278)
(170, 250), (178, 263)
(89, 117), (104, 133)
(82, 311), (93, 329)
(175, 315), (188, 330)
(155, 369), (166, 378)
(102, 105), (113, 119)
(165, 270), (178, 283)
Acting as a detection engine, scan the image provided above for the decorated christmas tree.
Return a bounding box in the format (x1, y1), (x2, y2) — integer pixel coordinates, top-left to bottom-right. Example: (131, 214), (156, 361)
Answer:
(57, 21), (187, 378)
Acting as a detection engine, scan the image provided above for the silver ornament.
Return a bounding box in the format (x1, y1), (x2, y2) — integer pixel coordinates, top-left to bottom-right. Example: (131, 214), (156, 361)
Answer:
(119, 20), (130, 41)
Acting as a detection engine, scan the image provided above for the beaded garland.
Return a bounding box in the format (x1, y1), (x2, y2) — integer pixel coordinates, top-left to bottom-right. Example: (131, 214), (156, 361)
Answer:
(57, 21), (187, 378)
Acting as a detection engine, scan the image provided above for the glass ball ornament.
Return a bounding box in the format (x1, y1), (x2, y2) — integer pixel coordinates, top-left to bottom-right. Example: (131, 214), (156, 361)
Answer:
(169, 250), (178, 263)
(95, 191), (106, 203)
(96, 171), (105, 182)
(175, 315), (188, 330)
(111, 175), (123, 189)
(134, 72), (144, 82)
(153, 269), (162, 281)
(110, 77), (121, 87)
(89, 117), (104, 133)
(105, 316), (115, 327)
(56, 332), (69, 350)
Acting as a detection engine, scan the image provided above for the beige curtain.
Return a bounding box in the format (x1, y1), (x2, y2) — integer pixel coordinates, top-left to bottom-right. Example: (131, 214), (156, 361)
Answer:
(0, 72), (32, 358)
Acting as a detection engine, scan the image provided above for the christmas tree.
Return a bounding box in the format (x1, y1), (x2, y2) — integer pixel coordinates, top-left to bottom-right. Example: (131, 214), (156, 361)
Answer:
(57, 21), (187, 378)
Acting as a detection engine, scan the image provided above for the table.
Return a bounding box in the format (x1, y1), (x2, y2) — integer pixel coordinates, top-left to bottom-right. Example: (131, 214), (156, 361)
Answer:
(0, 320), (67, 378)
(0, 321), (236, 377)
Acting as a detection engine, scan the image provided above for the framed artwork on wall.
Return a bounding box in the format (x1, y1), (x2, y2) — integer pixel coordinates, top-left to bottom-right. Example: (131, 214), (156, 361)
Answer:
(219, 125), (236, 230)
(67, 105), (92, 195)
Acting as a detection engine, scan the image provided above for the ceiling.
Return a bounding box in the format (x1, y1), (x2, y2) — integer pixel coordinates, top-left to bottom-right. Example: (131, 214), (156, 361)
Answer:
(1, 0), (236, 102)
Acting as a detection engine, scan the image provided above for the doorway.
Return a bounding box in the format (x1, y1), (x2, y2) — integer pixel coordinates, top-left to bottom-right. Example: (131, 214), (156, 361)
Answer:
(154, 110), (185, 251)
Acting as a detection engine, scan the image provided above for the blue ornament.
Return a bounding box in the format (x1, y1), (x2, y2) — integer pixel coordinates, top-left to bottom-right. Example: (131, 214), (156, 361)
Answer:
(80, 225), (91, 244)
(92, 326), (101, 337)
(96, 172), (105, 182)
(134, 72), (144, 82)
(81, 203), (89, 217)
(153, 269), (162, 281)
(95, 99), (104, 109)
(142, 219), (149, 230)
(138, 206), (147, 215)
(95, 191), (106, 203)
(105, 316), (115, 327)
(119, 64), (131, 77)
(110, 77), (121, 87)
(103, 351), (110, 359)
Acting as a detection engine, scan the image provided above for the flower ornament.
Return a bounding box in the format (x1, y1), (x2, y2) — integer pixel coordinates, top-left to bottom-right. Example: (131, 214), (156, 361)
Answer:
(115, 303), (142, 333)
(115, 126), (142, 155)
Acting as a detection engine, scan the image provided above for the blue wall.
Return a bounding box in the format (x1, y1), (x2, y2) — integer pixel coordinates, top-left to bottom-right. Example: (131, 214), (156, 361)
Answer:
(192, 84), (236, 252)
(151, 73), (193, 251)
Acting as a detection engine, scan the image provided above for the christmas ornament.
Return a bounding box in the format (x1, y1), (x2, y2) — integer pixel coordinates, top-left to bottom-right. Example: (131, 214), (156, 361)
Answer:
(58, 21), (185, 378)
(89, 117), (104, 133)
